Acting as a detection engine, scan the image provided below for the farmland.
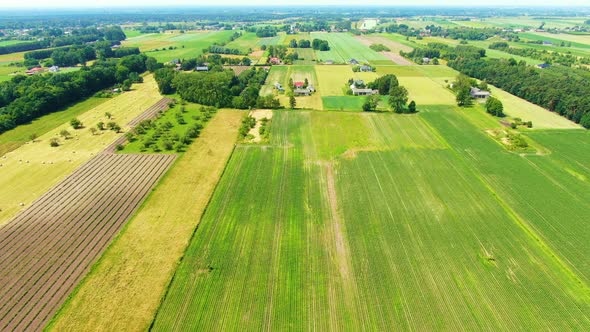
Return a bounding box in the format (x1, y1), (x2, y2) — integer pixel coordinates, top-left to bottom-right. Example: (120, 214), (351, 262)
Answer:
(49, 110), (243, 331)
(0, 152), (176, 331)
(0, 76), (162, 225)
(1, 8), (590, 332)
(152, 110), (590, 331)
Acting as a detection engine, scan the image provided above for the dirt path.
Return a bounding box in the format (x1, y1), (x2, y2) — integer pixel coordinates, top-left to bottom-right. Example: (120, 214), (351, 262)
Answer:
(323, 161), (361, 319)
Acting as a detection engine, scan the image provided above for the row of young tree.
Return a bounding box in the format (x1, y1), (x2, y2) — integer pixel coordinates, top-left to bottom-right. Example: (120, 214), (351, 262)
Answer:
(448, 57), (590, 127)
(0, 53), (154, 134)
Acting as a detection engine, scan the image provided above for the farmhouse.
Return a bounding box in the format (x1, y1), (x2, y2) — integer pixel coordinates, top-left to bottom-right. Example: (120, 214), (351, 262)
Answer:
(359, 65), (373, 72)
(269, 57), (282, 65)
(25, 67), (44, 75)
(422, 57), (431, 64)
(470, 87), (491, 99)
(349, 58), (359, 65)
(195, 66), (209, 72)
(536, 63), (550, 69)
(49, 65), (59, 73)
(294, 88), (313, 96)
(293, 81), (305, 88)
(352, 87), (378, 96)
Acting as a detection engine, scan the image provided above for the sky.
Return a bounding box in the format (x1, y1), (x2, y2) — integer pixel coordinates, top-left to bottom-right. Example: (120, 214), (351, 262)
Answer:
(1, 0), (589, 8)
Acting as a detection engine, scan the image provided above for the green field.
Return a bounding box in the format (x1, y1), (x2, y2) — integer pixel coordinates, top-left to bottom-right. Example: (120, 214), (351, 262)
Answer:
(0, 40), (29, 46)
(152, 108), (590, 330)
(224, 32), (260, 53)
(310, 32), (389, 64)
(122, 31), (235, 62)
(520, 32), (590, 50)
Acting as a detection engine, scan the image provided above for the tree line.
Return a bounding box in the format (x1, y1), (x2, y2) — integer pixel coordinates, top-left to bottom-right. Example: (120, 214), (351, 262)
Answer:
(0, 26), (126, 56)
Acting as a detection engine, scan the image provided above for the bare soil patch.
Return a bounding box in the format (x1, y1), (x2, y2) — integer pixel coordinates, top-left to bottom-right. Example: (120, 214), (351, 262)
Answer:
(381, 52), (415, 65)
(247, 109), (273, 143)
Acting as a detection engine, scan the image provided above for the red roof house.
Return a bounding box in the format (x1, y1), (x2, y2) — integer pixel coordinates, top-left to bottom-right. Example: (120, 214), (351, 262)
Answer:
(294, 81), (304, 88)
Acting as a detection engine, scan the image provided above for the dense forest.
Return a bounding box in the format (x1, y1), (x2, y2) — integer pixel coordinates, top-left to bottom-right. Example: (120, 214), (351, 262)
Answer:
(155, 67), (277, 109)
(0, 53), (154, 133)
(449, 57), (590, 127)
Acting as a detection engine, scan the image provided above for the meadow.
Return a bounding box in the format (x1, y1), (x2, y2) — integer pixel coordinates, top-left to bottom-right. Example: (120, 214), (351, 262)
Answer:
(151, 109), (590, 331)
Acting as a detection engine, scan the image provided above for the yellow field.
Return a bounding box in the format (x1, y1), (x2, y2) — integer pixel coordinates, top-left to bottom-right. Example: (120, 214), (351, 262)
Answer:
(489, 86), (581, 129)
(397, 76), (456, 105)
(48, 110), (243, 332)
(0, 75), (162, 225)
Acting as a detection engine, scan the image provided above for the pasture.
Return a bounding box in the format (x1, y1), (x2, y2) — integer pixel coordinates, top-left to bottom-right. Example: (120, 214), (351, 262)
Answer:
(310, 32), (389, 64)
(0, 153), (175, 331)
(49, 110), (244, 332)
(151, 109), (590, 331)
(0, 76), (162, 225)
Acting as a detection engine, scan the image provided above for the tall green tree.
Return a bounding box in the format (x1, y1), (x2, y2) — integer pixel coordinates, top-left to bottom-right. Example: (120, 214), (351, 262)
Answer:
(389, 86), (409, 113)
(485, 97), (504, 117)
(454, 74), (473, 107)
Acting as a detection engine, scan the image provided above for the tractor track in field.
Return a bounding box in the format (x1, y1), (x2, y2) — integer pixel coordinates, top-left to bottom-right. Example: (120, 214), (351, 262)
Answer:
(0, 98), (177, 331)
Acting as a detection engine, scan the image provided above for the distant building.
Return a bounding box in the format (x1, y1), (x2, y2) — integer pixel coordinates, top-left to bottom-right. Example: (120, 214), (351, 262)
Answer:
(269, 57), (281, 65)
(349, 58), (359, 65)
(536, 63), (550, 69)
(308, 84), (316, 92)
(25, 67), (44, 75)
(294, 88), (312, 96)
(324, 60), (334, 65)
(351, 87), (379, 96)
(422, 57), (431, 64)
(542, 41), (553, 46)
(274, 82), (285, 92)
(470, 87), (491, 99)
(195, 66), (209, 72)
(359, 65), (373, 72)
(294, 81), (305, 88)
(49, 66), (59, 73)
